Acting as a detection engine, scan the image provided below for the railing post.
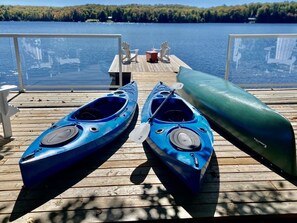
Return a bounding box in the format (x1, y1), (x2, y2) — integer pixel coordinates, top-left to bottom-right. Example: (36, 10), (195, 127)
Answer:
(118, 36), (123, 87)
(225, 35), (232, 80)
(13, 36), (25, 92)
(1, 33), (122, 89)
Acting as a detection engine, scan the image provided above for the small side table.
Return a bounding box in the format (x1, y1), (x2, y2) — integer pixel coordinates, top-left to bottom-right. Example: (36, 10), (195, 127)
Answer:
(146, 51), (158, 63)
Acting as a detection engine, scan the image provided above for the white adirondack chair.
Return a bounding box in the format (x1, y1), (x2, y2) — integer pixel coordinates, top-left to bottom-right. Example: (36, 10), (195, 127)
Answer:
(265, 38), (297, 73)
(155, 41), (170, 62)
(121, 42), (139, 63)
(0, 85), (19, 138)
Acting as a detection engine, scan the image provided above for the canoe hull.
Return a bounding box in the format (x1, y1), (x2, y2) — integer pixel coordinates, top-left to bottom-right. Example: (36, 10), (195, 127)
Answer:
(177, 67), (296, 176)
(142, 82), (214, 193)
(19, 81), (138, 188)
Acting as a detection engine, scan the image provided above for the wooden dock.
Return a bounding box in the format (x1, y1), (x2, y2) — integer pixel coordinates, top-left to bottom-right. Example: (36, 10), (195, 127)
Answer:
(108, 55), (191, 74)
(1, 56), (297, 222)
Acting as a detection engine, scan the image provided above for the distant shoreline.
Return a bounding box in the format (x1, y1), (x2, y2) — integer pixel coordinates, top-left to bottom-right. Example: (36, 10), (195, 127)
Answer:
(1, 2), (297, 23)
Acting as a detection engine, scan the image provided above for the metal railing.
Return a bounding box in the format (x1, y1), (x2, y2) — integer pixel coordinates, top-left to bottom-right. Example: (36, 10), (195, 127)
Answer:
(0, 33), (123, 92)
(225, 34), (297, 88)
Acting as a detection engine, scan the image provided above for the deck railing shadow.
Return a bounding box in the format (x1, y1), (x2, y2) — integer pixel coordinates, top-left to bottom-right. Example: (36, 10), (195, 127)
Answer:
(210, 117), (297, 185)
(215, 184), (296, 216)
(129, 141), (220, 220)
(212, 176), (297, 221)
(9, 107), (139, 222)
(208, 121), (297, 220)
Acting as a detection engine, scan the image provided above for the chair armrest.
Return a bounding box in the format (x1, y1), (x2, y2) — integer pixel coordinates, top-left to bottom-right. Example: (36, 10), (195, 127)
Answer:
(131, 49), (139, 54)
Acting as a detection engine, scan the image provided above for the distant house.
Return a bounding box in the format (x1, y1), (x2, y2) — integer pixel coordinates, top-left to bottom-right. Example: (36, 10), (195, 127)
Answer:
(107, 16), (113, 23)
(85, 19), (99, 23)
(248, 17), (256, 23)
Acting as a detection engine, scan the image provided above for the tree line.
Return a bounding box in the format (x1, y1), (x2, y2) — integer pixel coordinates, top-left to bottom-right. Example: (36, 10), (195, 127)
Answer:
(0, 2), (297, 23)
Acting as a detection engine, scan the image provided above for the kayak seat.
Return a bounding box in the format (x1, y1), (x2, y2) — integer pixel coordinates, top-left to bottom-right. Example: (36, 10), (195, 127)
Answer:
(74, 107), (103, 120)
(163, 110), (186, 122)
(152, 98), (194, 122)
(93, 97), (126, 118)
(73, 97), (127, 120)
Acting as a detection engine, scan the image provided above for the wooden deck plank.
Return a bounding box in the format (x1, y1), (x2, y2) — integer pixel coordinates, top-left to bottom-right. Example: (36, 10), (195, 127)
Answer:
(1, 56), (297, 222)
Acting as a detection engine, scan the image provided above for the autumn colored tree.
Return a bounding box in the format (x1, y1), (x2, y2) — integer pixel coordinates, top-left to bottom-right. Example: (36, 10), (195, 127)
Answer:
(0, 2), (296, 23)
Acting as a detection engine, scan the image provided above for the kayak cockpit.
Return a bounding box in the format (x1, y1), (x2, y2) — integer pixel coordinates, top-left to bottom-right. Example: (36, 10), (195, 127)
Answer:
(72, 96), (127, 120)
(151, 97), (194, 122)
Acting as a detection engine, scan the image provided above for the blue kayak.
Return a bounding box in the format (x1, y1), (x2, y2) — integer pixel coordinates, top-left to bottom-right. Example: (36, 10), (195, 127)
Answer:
(19, 81), (138, 188)
(141, 82), (214, 193)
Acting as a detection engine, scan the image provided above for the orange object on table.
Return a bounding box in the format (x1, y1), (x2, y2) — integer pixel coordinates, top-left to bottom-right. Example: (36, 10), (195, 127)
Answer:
(146, 51), (158, 63)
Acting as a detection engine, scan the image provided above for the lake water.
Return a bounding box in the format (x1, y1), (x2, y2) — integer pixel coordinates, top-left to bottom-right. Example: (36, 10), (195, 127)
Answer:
(1, 22), (297, 89)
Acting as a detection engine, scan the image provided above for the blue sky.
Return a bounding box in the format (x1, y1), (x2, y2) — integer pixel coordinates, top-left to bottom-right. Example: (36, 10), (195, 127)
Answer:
(0, 0), (291, 8)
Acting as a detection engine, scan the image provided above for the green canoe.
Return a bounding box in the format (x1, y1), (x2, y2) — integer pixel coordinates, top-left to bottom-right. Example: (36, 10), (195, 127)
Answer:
(177, 66), (296, 176)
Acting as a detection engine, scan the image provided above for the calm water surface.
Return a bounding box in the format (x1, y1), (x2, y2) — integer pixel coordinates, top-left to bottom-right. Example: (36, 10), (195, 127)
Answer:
(1, 22), (297, 88)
